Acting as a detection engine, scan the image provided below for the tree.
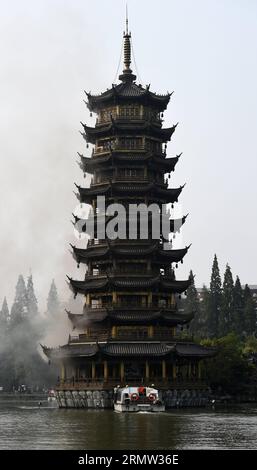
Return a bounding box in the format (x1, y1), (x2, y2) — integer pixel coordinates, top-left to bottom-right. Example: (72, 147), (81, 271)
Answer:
(26, 274), (38, 317)
(10, 275), (28, 326)
(186, 271), (202, 336)
(202, 333), (251, 394)
(220, 264), (234, 336)
(244, 285), (256, 336)
(208, 254), (222, 337)
(232, 276), (244, 335)
(0, 297), (9, 333)
(46, 280), (60, 316)
(198, 285), (211, 337)
(0, 297), (12, 391)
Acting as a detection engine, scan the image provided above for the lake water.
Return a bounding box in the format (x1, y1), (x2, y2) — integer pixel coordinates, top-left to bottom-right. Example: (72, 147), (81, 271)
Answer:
(0, 397), (256, 450)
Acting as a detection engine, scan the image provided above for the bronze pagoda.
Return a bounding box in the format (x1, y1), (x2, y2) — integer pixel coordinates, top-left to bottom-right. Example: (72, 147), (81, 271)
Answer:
(43, 23), (214, 408)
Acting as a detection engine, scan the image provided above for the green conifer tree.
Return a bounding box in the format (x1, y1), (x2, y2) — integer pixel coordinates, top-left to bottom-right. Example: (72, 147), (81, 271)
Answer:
(26, 274), (38, 317)
(10, 275), (28, 326)
(244, 284), (256, 336)
(199, 285), (211, 337)
(220, 264), (234, 336)
(232, 276), (244, 335)
(0, 297), (9, 333)
(208, 254), (222, 337)
(46, 280), (59, 316)
(186, 271), (202, 336)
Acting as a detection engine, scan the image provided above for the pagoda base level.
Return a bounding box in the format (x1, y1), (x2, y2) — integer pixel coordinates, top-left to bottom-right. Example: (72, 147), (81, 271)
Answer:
(55, 385), (210, 409)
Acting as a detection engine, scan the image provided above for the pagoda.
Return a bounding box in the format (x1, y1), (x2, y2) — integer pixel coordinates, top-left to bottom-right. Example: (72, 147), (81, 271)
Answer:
(43, 21), (214, 408)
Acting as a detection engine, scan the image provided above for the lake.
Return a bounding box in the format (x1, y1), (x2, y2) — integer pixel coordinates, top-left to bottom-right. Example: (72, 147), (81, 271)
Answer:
(0, 397), (256, 449)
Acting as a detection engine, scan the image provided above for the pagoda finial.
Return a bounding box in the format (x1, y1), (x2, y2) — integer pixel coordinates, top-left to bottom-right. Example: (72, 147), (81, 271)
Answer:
(119, 6), (136, 82)
(126, 3), (128, 35)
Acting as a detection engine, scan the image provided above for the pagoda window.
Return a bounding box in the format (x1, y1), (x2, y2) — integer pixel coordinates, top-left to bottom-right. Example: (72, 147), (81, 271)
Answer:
(152, 295), (169, 307)
(116, 326), (148, 340)
(117, 263), (147, 274)
(117, 168), (144, 178)
(96, 139), (115, 153)
(145, 139), (161, 152)
(94, 170), (112, 184)
(119, 137), (142, 149)
(98, 107), (117, 123)
(90, 296), (111, 308)
(117, 295), (148, 307)
(119, 106), (140, 119)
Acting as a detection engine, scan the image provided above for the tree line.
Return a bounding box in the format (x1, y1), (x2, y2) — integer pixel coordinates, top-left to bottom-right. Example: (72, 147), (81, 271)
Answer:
(0, 275), (60, 392)
(185, 254), (256, 339)
(184, 255), (257, 396)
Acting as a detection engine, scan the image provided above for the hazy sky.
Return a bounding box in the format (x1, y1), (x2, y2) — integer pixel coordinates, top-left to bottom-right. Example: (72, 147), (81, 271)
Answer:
(1, 0), (257, 310)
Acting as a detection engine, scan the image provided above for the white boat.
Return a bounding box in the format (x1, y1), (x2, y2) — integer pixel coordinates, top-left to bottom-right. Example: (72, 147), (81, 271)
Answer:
(113, 386), (165, 412)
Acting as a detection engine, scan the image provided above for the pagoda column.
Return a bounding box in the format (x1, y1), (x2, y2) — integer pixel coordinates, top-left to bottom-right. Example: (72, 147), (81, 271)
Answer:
(198, 362), (202, 381)
(104, 361), (108, 381)
(61, 362), (66, 382)
(111, 326), (117, 338)
(188, 361), (191, 379)
(112, 291), (117, 304)
(120, 361), (124, 382)
(162, 360), (166, 380)
(145, 360), (149, 381)
(91, 361), (96, 380)
(148, 325), (154, 338)
(172, 363), (176, 381)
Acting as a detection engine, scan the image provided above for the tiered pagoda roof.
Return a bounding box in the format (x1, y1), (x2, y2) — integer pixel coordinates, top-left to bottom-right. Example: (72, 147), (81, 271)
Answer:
(78, 151), (181, 174)
(86, 82), (172, 113)
(80, 120), (178, 144)
(71, 242), (190, 264)
(66, 308), (194, 327)
(75, 181), (185, 204)
(43, 341), (216, 360)
(68, 275), (191, 296)
(72, 213), (188, 235)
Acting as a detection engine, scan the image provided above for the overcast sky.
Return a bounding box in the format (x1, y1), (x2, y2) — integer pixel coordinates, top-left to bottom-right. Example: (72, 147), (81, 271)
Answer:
(1, 0), (257, 310)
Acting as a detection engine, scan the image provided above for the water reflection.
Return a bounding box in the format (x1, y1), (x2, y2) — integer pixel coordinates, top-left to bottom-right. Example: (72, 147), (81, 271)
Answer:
(0, 399), (257, 449)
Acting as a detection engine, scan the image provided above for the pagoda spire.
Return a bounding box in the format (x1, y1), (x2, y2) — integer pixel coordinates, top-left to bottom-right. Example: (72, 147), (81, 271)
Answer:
(119, 7), (136, 82)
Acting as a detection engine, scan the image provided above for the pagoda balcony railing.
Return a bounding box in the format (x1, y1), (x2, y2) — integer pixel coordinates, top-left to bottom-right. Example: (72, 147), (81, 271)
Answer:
(87, 238), (162, 247)
(91, 269), (161, 277)
(92, 146), (166, 157)
(60, 377), (203, 385)
(69, 332), (192, 343)
(85, 272), (159, 280)
(56, 378), (206, 391)
(92, 176), (165, 184)
(96, 116), (162, 126)
(86, 273), (175, 281)
(87, 237), (172, 248)
(86, 303), (176, 310)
